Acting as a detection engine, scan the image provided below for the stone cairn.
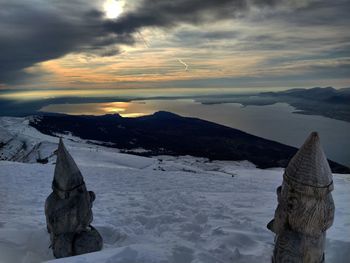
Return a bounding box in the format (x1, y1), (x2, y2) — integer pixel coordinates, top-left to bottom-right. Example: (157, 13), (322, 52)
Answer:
(267, 132), (335, 263)
(45, 139), (103, 258)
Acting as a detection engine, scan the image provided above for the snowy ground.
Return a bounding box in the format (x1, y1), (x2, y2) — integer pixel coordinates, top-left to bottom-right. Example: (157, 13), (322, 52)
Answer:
(0, 117), (349, 263)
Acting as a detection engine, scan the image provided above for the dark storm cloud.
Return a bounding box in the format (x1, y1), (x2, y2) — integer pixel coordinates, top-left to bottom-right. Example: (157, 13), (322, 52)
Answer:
(105, 0), (279, 34)
(0, 0), (283, 84)
(1, 0), (348, 86)
(284, 0), (350, 26)
(0, 0), (133, 83)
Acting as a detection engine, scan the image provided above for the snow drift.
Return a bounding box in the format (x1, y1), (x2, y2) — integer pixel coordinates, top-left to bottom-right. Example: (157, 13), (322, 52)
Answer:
(0, 117), (349, 263)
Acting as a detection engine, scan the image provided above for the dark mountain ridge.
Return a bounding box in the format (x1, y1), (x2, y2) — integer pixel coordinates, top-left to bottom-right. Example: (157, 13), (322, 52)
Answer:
(30, 111), (350, 174)
(263, 86), (350, 102)
(257, 87), (350, 122)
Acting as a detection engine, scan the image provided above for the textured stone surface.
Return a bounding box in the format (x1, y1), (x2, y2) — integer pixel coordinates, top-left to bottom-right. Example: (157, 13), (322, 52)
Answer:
(284, 132), (333, 188)
(268, 132), (334, 263)
(45, 139), (103, 258)
(53, 139), (84, 193)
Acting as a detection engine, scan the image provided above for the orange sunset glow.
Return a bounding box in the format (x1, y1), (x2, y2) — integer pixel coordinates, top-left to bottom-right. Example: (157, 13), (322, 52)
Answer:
(1, 0), (349, 91)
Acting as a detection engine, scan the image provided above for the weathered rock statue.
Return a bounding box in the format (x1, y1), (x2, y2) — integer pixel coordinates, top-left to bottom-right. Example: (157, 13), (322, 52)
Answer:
(267, 132), (334, 263)
(45, 139), (103, 258)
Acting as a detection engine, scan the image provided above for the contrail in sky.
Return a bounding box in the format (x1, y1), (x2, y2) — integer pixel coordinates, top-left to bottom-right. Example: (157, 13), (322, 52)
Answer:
(177, 58), (189, 71)
(137, 30), (150, 48)
(137, 30), (189, 72)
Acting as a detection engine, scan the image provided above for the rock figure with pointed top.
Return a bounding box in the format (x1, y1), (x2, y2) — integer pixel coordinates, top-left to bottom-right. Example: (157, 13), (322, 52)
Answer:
(267, 132), (334, 263)
(45, 139), (103, 258)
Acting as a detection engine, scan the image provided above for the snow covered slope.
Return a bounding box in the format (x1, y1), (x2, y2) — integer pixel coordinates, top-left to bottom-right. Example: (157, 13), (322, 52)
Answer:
(0, 117), (349, 263)
(0, 117), (57, 163)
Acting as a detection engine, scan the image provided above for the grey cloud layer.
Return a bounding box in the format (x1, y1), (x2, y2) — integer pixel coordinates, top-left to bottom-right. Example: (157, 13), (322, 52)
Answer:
(0, 0), (349, 85)
(0, 0), (123, 83)
(0, 0), (281, 84)
(105, 0), (279, 34)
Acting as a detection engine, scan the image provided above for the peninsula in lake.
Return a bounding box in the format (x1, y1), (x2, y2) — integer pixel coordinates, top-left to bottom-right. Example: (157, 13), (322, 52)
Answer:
(28, 111), (350, 174)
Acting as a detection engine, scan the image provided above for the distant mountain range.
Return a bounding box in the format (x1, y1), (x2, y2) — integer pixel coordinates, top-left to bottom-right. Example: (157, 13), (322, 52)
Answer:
(197, 87), (350, 123)
(263, 86), (350, 104)
(257, 87), (350, 121)
(30, 111), (350, 174)
(259, 87), (350, 122)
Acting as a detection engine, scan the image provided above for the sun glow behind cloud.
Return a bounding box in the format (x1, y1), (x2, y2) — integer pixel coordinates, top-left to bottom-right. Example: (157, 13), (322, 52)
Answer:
(103, 0), (124, 19)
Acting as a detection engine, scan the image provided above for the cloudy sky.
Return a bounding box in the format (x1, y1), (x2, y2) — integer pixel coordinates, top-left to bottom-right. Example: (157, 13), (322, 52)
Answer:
(1, 0), (349, 91)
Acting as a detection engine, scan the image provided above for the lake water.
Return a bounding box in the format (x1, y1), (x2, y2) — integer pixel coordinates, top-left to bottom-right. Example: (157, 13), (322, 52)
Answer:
(40, 99), (350, 167)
